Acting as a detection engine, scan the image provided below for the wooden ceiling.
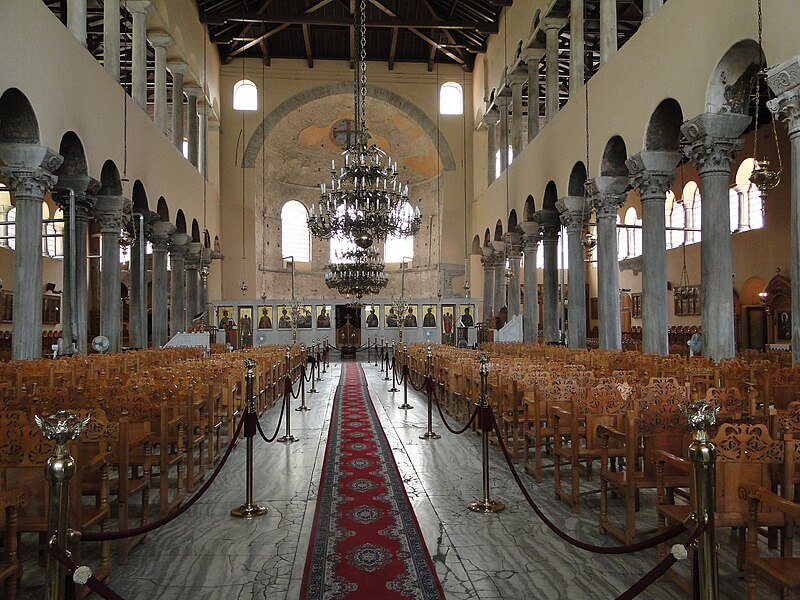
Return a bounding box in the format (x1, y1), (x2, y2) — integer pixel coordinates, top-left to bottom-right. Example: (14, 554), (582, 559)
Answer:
(196, 0), (508, 71)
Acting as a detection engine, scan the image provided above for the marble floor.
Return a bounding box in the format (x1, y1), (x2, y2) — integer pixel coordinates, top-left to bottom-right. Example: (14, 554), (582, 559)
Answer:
(16, 358), (757, 599)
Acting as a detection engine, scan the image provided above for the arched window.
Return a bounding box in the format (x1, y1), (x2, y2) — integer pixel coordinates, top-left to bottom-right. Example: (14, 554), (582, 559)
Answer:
(666, 191), (684, 249)
(535, 230), (568, 269)
(7, 207), (16, 250)
(624, 207), (638, 258)
(233, 79), (258, 111)
(384, 202), (415, 263)
(495, 149), (502, 179)
(0, 186), (11, 249)
(617, 214), (628, 261)
(439, 82), (463, 115)
(683, 181), (701, 244)
(734, 158), (764, 231)
(52, 208), (64, 258)
(281, 200), (311, 262)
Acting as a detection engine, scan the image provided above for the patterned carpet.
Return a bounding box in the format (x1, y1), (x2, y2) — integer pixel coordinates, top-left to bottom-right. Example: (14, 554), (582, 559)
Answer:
(301, 363), (445, 599)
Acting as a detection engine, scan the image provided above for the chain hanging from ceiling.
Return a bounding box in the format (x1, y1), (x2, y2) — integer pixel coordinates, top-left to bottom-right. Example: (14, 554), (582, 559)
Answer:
(308, 0), (421, 251)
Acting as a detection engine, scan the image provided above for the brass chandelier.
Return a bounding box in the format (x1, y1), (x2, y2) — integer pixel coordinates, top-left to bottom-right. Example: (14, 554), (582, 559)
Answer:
(324, 248), (388, 300)
(308, 0), (421, 251)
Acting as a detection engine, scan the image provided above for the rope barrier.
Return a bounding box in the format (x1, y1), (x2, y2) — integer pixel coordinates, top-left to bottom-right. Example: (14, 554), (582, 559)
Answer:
(48, 545), (126, 600)
(431, 386), (479, 435)
(304, 360), (315, 382)
(256, 392), (287, 443)
(490, 416), (689, 554)
(290, 371), (304, 399)
(81, 415), (246, 542)
(615, 521), (707, 600)
(408, 370), (427, 392)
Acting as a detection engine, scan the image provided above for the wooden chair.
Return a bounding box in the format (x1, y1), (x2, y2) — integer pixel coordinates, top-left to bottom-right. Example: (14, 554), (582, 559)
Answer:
(656, 423), (795, 592)
(0, 490), (27, 600)
(552, 382), (632, 513)
(598, 378), (691, 544)
(741, 484), (800, 599)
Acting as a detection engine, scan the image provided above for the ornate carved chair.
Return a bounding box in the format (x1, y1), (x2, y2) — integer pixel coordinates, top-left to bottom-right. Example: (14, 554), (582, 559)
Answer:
(0, 489), (27, 600)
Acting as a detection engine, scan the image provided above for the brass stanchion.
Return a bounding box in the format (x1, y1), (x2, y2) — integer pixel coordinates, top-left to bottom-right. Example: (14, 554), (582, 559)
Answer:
(420, 344), (440, 439)
(684, 401), (719, 599)
(306, 341), (318, 396)
(323, 339), (329, 372)
(316, 341), (322, 381)
(373, 338), (379, 367)
(398, 343), (413, 409)
(468, 354), (505, 513)
(385, 340), (395, 383)
(380, 338), (385, 373)
(38, 410), (90, 600)
(388, 340), (400, 392)
(278, 346), (299, 443)
(231, 359), (269, 518)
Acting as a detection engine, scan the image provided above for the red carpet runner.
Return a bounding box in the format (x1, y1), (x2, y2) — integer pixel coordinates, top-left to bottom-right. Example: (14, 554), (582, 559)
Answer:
(301, 363), (445, 599)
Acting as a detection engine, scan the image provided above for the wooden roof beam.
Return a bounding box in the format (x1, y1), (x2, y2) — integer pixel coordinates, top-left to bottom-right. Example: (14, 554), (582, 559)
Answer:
(388, 27), (398, 70)
(407, 27), (466, 67)
(302, 24), (314, 68)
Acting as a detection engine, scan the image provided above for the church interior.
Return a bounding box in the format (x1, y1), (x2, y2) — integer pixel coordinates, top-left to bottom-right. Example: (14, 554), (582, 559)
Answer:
(1, 0), (800, 598)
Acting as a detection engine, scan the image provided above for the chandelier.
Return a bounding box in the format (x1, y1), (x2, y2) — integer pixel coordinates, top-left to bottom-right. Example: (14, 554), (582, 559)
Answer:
(324, 248), (388, 300)
(308, 0), (421, 250)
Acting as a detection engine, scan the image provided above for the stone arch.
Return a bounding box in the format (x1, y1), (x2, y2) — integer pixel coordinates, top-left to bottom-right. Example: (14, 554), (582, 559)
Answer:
(568, 162), (587, 196)
(471, 234), (482, 254)
(524, 195), (536, 220)
(242, 83), (456, 171)
(707, 40), (765, 115)
(494, 219), (503, 241)
(543, 181), (558, 210)
(175, 209), (187, 233)
(645, 98), (684, 151)
(0, 88), (39, 145)
(483, 228), (492, 247)
(131, 180), (148, 214)
(740, 275), (767, 305)
(508, 209), (518, 233)
(600, 136), (628, 177)
(55, 132), (88, 179)
(99, 160), (122, 195)
(191, 219), (201, 242)
(156, 196), (169, 222)
(204, 229), (212, 248)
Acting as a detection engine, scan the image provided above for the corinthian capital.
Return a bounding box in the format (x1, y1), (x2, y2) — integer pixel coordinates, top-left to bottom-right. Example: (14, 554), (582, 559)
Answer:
(556, 196), (590, 233)
(93, 195), (132, 233)
(587, 176), (627, 221)
(626, 151), (681, 202)
(0, 145), (63, 199)
(169, 233), (192, 257)
(518, 221), (542, 251)
(680, 113), (750, 175)
(148, 220), (176, 251)
(766, 58), (800, 137)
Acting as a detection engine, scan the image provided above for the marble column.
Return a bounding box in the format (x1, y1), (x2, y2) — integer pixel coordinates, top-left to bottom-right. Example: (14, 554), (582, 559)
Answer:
(68, 0), (87, 46)
(643, 0), (664, 21)
(509, 77), (526, 159)
(0, 146), (63, 360)
(184, 86), (202, 168)
(556, 196), (589, 348)
(185, 241), (202, 321)
(497, 97), (510, 171)
(543, 18), (566, 123)
(168, 62), (188, 151)
(519, 221), (541, 343)
(627, 151), (681, 355)
(537, 210), (561, 344)
(54, 180), (97, 355)
(491, 249), (505, 319)
(481, 249), (496, 318)
(103, 0), (121, 82)
(570, 0), (584, 98)
(682, 113), (750, 361)
(523, 48), (545, 142)
(506, 233), (522, 318)
(94, 195), (131, 352)
(130, 211), (156, 349)
(588, 176), (628, 350)
(599, 0), (617, 65)
(767, 57), (800, 364)
(148, 220), (175, 346)
(149, 33), (174, 135)
(169, 232), (191, 335)
(199, 247), (212, 325)
(483, 107), (499, 186)
(127, 1), (153, 110)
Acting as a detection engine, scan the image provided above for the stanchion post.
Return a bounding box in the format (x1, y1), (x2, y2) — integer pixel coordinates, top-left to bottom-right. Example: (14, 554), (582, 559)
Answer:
(468, 354), (505, 513)
(38, 411), (90, 600)
(684, 401), (719, 600)
(399, 343), (413, 409)
(420, 344), (440, 439)
(388, 340), (399, 391)
(298, 343), (312, 408)
(323, 339), (329, 372)
(379, 338), (385, 373)
(306, 341), (318, 396)
(385, 340), (394, 383)
(231, 359), (269, 518)
(279, 346), (298, 443)
(315, 341), (322, 382)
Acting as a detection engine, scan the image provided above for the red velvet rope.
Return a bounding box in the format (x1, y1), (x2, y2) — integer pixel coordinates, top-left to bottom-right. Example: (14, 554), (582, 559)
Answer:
(82, 415), (246, 542)
(430, 386), (479, 435)
(48, 545), (127, 600)
(256, 390), (287, 443)
(490, 413), (689, 554)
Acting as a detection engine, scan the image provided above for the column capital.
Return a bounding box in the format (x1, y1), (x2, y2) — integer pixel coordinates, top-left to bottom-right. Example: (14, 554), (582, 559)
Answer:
(556, 195), (590, 232)
(534, 209), (561, 241)
(767, 57), (800, 137)
(184, 85), (203, 99)
(0, 144), (63, 199)
(541, 17), (568, 32)
(185, 241), (202, 269)
(166, 61), (190, 76)
(767, 56), (800, 97)
(518, 221), (542, 250)
(54, 179), (98, 221)
(680, 113), (750, 175)
(148, 31), (174, 48)
(587, 176), (628, 221)
(627, 151), (681, 200)
(93, 195), (132, 233)
(520, 46), (546, 65)
(169, 232), (192, 257)
(482, 107), (500, 126)
(148, 220), (176, 250)
(126, 0), (154, 16)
